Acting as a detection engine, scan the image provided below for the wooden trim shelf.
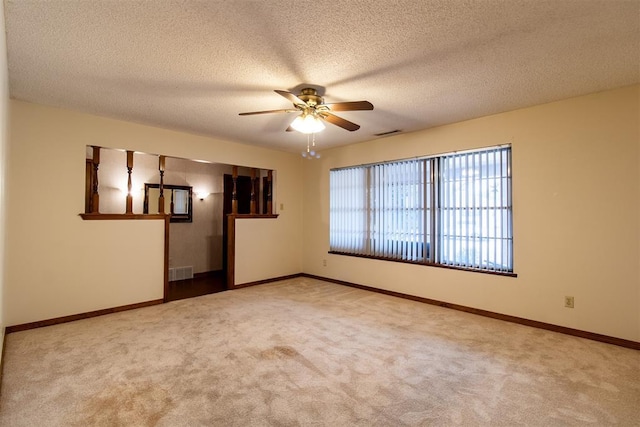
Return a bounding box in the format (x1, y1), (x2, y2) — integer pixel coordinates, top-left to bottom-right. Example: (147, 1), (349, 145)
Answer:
(80, 213), (169, 220)
(234, 214), (279, 219)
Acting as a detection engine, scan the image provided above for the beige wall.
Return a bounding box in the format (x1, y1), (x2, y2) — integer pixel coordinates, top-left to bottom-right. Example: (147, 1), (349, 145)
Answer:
(5, 100), (303, 326)
(302, 85), (640, 342)
(0, 3), (9, 361)
(4, 86), (638, 342)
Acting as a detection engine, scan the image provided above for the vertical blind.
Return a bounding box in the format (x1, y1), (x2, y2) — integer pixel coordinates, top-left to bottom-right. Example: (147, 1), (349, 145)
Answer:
(369, 160), (428, 262)
(329, 145), (513, 273)
(329, 167), (367, 254)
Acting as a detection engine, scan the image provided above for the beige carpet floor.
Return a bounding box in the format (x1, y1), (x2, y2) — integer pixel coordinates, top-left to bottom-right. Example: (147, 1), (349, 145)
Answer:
(0, 277), (638, 426)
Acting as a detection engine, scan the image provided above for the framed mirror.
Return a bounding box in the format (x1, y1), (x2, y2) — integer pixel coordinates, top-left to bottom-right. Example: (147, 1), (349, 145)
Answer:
(143, 184), (193, 222)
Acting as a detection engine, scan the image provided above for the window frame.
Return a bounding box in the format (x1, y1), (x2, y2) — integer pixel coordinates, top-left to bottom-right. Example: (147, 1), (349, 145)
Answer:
(329, 145), (516, 277)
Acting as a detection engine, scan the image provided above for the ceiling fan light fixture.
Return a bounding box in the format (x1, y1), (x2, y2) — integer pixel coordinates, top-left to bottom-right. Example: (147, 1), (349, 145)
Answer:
(290, 113), (325, 134)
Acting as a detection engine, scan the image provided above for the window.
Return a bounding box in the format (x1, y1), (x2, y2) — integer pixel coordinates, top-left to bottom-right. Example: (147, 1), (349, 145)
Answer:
(329, 145), (513, 274)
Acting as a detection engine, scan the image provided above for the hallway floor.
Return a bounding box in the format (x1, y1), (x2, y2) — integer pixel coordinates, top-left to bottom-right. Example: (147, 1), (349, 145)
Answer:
(166, 270), (226, 302)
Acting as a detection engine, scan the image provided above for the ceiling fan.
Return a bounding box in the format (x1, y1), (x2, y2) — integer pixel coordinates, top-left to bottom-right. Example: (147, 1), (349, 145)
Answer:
(239, 88), (374, 133)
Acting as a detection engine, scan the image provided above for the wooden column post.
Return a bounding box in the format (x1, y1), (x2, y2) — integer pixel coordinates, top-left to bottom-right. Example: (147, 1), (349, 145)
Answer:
(91, 146), (101, 213)
(226, 214), (236, 289)
(158, 155), (165, 214)
(231, 165), (238, 214)
(266, 170), (273, 215)
(250, 168), (257, 214)
(126, 150), (134, 214)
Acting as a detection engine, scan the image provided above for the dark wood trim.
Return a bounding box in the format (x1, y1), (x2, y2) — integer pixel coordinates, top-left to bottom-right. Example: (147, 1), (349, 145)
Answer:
(233, 273), (303, 289)
(85, 159), (95, 214)
(301, 273), (639, 350)
(5, 299), (164, 334)
(266, 170), (273, 215)
(91, 146), (100, 213)
(226, 214), (236, 288)
(235, 214), (279, 219)
(79, 213), (168, 220)
(328, 251), (518, 278)
(231, 165), (238, 214)
(0, 330), (7, 397)
(163, 215), (170, 302)
(158, 155), (166, 214)
(126, 150), (134, 214)
(250, 168), (257, 214)
(7, 272), (634, 351)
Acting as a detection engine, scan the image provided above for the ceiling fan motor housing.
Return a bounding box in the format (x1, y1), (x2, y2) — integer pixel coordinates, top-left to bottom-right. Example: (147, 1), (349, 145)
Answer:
(298, 88), (323, 107)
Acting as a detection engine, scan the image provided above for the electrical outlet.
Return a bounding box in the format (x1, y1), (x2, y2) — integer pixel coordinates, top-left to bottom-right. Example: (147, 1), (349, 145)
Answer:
(322, 259), (327, 267)
(280, 203), (284, 211)
(564, 296), (574, 308)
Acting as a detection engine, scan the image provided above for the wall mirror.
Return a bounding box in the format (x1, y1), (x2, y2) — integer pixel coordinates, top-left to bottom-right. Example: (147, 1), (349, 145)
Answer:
(143, 184), (193, 222)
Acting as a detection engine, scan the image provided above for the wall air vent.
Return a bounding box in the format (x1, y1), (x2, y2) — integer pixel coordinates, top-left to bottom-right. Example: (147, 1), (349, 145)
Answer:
(169, 266), (194, 282)
(374, 130), (402, 137)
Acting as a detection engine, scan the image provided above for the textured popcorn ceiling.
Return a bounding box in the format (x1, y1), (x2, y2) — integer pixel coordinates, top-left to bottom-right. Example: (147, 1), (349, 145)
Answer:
(4, 0), (640, 152)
